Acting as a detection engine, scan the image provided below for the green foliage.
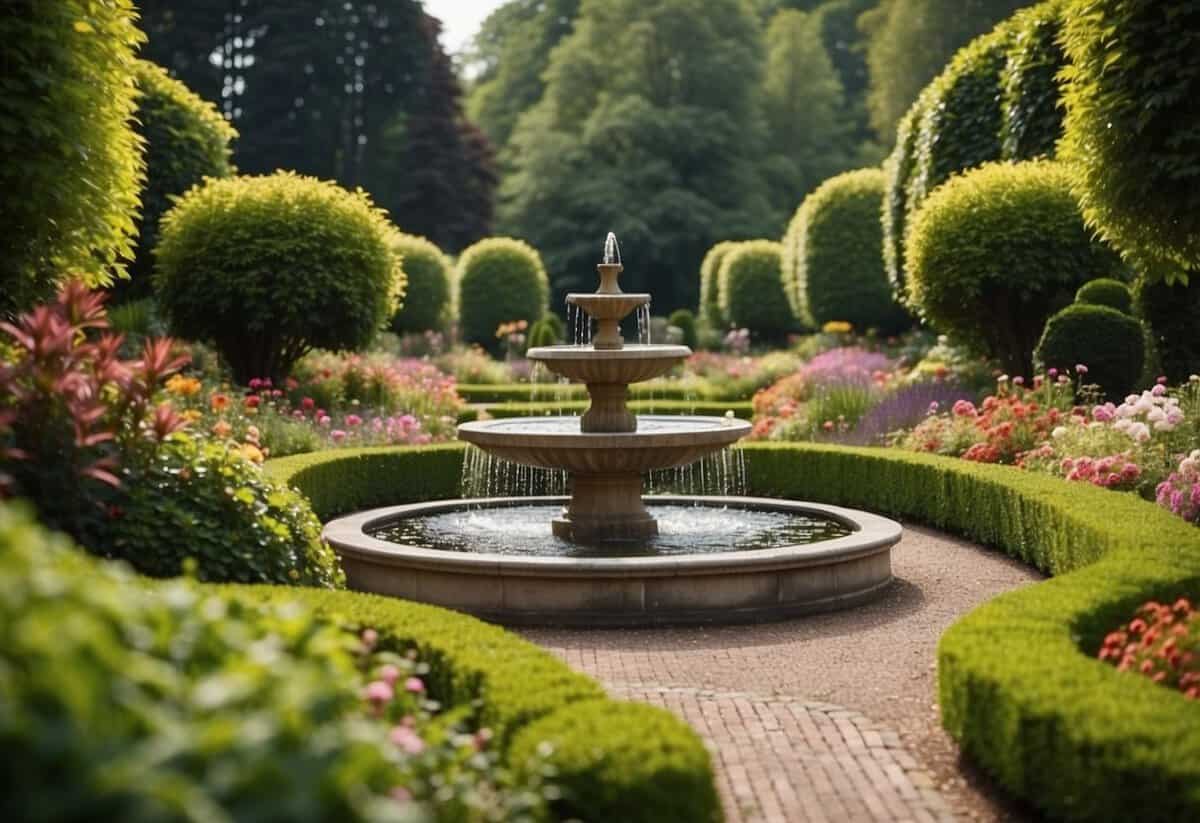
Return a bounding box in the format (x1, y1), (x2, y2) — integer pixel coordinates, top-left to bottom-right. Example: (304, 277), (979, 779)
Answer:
(740, 440), (1200, 822)
(786, 168), (908, 333)
(155, 172), (402, 384)
(510, 700), (721, 823)
(668, 308), (699, 349)
(1060, 0), (1200, 284)
(0, 503), (403, 822)
(1001, 1), (1067, 159)
(0, 0), (145, 315)
(699, 241), (744, 326)
(107, 434), (344, 588)
(718, 241), (794, 339)
(882, 95), (930, 295)
(526, 316), (563, 349)
(1075, 278), (1133, 314)
(905, 160), (1123, 374)
(390, 234), (453, 334)
(1135, 278), (1200, 384)
(118, 60), (237, 302)
(456, 237), (548, 351)
(1034, 304), (1144, 399)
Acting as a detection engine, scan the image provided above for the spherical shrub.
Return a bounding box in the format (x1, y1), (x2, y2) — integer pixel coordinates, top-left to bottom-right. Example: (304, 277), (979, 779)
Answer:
(1001, 1), (1066, 160)
(1035, 303), (1144, 399)
(456, 237), (548, 352)
(1061, 0), (1200, 283)
(116, 60), (237, 302)
(905, 160), (1123, 374)
(668, 308), (699, 350)
(0, 503), (401, 822)
(105, 434), (344, 588)
(389, 234), (452, 334)
(1076, 278), (1133, 315)
(526, 315), (562, 349)
(717, 241), (794, 340)
(155, 172), (403, 384)
(698, 241), (743, 326)
(1135, 277), (1200, 384)
(0, 0), (144, 315)
(788, 168), (909, 334)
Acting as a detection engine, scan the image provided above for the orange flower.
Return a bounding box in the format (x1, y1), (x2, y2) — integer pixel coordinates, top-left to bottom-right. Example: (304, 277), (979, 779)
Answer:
(212, 420), (232, 438)
(239, 443), (264, 464)
(210, 392), (230, 412)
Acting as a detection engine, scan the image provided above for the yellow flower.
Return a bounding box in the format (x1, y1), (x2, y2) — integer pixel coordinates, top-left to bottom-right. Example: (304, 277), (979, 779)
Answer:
(822, 320), (853, 335)
(180, 409), (203, 423)
(166, 374), (202, 397)
(239, 443), (265, 464)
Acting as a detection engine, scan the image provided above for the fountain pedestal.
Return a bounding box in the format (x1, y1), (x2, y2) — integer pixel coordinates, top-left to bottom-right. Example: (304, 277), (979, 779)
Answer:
(552, 472), (656, 541)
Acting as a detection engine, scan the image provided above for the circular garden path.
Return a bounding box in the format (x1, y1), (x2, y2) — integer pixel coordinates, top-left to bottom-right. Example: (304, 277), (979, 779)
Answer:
(520, 524), (1043, 822)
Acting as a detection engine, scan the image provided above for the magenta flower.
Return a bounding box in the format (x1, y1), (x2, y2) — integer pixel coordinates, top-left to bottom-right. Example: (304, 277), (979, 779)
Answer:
(405, 676), (425, 693)
(331, 429), (347, 443)
(1075, 364), (1089, 375)
(346, 414), (362, 427)
(390, 724), (426, 754)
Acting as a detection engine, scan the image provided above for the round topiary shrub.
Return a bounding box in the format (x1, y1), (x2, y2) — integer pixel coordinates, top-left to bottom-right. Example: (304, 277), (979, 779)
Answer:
(1035, 303), (1144, 399)
(1076, 278), (1133, 315)
(1135, 277), (1200, 384)
(788, 168), (909, 334)
(698, 241), (743, 326)
(1061, 0), (1200, 283)
(389, 234), (452, 334)
(116, 60), (237, 302)
(905, 160), (1123, 374)
(0, 0), (144, 315)
(717, 241), (794, 340)
(456, 237), (548, 352)
(668, 308), (699, 349)
(155, 172), (403, 384)
(105, 434), (344, 588)
(1001, 1), (1066, 160)
(526, 315), (562, 349)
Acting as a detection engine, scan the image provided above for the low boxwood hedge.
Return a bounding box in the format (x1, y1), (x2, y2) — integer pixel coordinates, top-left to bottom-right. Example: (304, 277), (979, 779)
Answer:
(741, 441), (1200, 822)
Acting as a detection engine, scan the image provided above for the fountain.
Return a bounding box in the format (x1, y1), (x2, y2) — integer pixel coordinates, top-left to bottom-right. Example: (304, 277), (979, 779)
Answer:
(323, 234), (901, 625)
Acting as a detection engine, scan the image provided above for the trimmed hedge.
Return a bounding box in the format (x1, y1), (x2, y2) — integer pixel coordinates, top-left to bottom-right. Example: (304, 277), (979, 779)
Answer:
(1075, 277), (1133, 314)
(389, 234), (453, 334)
(698, 241), (743, 326)
(1034, 303), (1144, 400)
(1000, 1), (1066, 159)
(1135, 277), (1200, 384)
(479, 400), (753, 420)
(457, 237), (548, 352)
(785, 168), (907, 334)
(881, 94), (930, 297)
(668, 308), (699, 349)
(740, 441), (1200, 822)
(717, 240), (794, 340)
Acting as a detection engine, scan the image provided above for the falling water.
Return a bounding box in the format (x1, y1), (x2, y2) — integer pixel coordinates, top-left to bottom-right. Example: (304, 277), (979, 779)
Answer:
(645, 446), (748, 497)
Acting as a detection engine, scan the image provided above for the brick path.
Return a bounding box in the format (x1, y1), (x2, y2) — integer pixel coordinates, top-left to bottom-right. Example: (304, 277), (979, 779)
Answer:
(522, 524), (1042, 822)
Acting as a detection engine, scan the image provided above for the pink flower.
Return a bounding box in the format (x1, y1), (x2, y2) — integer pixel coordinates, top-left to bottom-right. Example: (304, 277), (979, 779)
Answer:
(390, 724), (426, 754)
(1048, 368), (1058, 378)
(379, 664), (401, 686)
(364, 680), (394, 705)
(318, 415), (332, 428)
(1075, 364), (1089, 375)
(361, 628), (378, 649)
(302, 397), (315, 410)
(405, 676), (425, 693)
(952, 399), (976, 418)
(331, 429), (347, 443)
(1152, 383), (1167, 397)
(346, 414), (362, 427)
(1157, 375), (1168, 385)
(1013, 376), (1025, 386)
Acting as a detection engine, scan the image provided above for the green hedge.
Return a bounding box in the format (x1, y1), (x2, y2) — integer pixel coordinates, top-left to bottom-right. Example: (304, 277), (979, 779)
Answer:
(1075, 277), (1133, 314)
(717, 240), (794, 340)
(457, 237), (548, 351)
(1135, 277), (1200, 384)
(479, 400), (753, 420)
(1034, 303), (1144, 400)
(698, 241), (743, 326)
(882, 94), (930, 297)
(740, 441), (1200, 822)
(390, 234), (453, 334)
(1000, 1), (1066, 159)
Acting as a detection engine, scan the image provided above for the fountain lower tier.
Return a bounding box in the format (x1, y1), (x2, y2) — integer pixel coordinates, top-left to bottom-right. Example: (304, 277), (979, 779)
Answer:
(457, 415), (751, 541)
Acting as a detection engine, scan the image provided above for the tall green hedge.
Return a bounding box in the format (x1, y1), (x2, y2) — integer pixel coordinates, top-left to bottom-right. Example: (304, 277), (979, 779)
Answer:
(741, 441), (1200, 822)
(118, 60), (237, 302)
(905, 160), (1123, 374)
(786, 168), (908, 334)
(1061, 0), (1200, 284)
(0, 0), (145, 315)
(456, 237), (548, 352)
(698, 240), (743, 327)
(390, 234), (453, 334)
(881, 94), (929, 296)
(717, 240), (793, 340)
(1000, 1), (1066, 159)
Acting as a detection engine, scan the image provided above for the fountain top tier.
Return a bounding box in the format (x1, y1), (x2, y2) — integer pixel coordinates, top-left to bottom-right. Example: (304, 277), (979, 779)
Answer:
(560, 231), (651, 351)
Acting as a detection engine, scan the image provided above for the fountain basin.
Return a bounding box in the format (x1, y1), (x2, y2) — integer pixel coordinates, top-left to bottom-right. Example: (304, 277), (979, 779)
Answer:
(527, 344), (690, 385)
(323, 496), (900, 626)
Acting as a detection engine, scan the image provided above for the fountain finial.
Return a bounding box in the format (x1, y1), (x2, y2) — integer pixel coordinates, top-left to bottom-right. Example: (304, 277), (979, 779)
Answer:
(603, 231), (621, 265)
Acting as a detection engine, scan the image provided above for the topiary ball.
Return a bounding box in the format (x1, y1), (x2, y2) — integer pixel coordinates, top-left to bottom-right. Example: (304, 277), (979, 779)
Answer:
(717, 241), (794, 340)
(456, 237), (548, 353)
(1035, 303), (1144, 399)
(117, 60), (237, 302)
(1075, 278), (1133, 315)
(787, 168), (909, 335)
(155, 172), (403, 385)
(668, 308), (699, 350)
(905, 160), (1123, 375)
(389, 234), (452, 334)
(104, 434), (344, 588)
(698, 241), (743, 327)
(526, 315), (562, 349)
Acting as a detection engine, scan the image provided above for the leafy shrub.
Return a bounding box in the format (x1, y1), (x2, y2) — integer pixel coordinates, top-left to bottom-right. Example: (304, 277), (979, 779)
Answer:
(118, 60), (237, 302)
(668, 308), (698, 349)
(882, 95), (930, 296)
(1060, 0), (1200, 283)
(107, 433), (344, 587)
(0, 0), (145, 315)
(526, 316), (562, 349)
(698, 240), (743, 326)
(389, 234), (453, 334)
(1136, 278), (1200, 385)
(510, 700), (720, 823)
(1075, 277), (1133, 314)
(1035, 303), (1145, 399)
(155, 172), (403, 384)
(717, 240), (793, 340)
(1099, 598), (1199, 700)
(787, 168), (908, 334)
(1001, 1), (1067, 159)
(905, 160), (1123, 374)
(456, 237), (548, 352)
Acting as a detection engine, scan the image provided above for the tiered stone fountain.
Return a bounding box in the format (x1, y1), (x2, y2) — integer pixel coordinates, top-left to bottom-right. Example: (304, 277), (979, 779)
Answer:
(324, 234), (901, 625)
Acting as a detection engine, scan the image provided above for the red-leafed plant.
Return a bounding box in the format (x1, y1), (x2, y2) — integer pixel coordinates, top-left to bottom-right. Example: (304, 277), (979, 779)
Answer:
(0, 281), (188, 544)
(1099, 598), (1199, 700)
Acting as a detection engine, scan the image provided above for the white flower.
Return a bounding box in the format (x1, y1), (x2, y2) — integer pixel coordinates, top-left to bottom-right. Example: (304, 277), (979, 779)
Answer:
(1127, 421), (1151, 443)
(1052, 426), (1068, 439)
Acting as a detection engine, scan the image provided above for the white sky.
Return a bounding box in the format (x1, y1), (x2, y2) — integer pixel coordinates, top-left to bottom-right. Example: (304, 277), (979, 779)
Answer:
(424, 0), (508, 54)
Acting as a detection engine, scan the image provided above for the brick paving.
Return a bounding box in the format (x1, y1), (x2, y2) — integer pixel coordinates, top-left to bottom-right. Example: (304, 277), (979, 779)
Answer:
(521, 524), (1043, 822)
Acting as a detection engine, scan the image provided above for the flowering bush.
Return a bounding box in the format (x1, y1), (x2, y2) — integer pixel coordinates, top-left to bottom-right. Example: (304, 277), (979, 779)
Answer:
(435, 345), (520, 385)
(723, 327), (751, 355)
(798, 347), (895, 390)
(1157, 450), (1200, 523)
(1098, 598), (1199, 701)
